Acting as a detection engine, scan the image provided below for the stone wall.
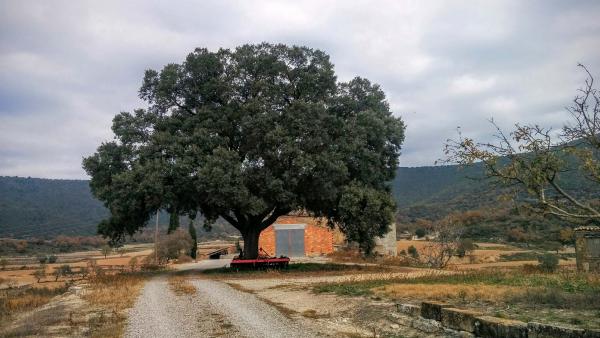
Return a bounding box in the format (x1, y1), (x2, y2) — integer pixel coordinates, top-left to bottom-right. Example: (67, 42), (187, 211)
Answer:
(575, 226), (600, 273)
(395, 301), (600, 338)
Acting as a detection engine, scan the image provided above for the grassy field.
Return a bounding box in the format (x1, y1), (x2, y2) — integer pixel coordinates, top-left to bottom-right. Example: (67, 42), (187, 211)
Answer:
(314, 268), (600, 329)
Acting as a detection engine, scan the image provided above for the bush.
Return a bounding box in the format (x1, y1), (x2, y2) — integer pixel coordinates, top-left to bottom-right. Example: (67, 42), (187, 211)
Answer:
(399, 249), (407, 256)
(34, 265), (46, 282)
(128, 256), (138, 271)
(457, 238), (476, 258)
(176, 254), (193, 264)
(538, 253), (559, 273)
(156, 228), (194, 262)
(47, 255), (57, 264)
(415, 228), (427, 238)
(408, 245), (419, 259)
(37, 256), (47, 264)
(0, 258), (7, 270)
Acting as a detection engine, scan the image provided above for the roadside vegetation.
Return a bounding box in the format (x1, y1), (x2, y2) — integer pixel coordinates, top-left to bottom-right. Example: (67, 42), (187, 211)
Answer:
(200, 262), (390, 278)
(314, 267), (600, 329)
(82, 272), (148, 337)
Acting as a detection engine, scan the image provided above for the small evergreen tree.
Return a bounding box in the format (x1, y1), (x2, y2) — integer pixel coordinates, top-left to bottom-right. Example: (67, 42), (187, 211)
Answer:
(538, 253), (559, 273)
(408, 245), (419, 259)
(168, 211), (180, 234)
(188, 220), (197, 260)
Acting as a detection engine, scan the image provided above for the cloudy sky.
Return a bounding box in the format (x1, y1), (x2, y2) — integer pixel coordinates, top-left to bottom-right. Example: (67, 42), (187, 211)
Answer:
(1, 1), (600, 179)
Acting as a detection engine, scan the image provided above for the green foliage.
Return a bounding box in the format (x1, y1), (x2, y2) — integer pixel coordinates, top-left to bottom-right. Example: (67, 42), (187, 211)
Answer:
(415, 228), (426, 238)
(37, 256), (47, 264)
(407, 245), (418, 258)
(538, 253), (559, 273)
(83, 43), (405, 258)
(47, 255), (57, 264)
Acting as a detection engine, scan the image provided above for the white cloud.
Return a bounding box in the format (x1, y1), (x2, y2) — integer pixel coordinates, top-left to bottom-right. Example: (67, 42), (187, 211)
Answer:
(450, 74), (496, 95)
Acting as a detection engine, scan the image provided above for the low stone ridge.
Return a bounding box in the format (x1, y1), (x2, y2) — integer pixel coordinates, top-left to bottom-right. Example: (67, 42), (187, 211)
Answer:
(441, 307), (483, 333)
(528, 322), (600, 338)
(396, 303), (421, 318)
(395, 303), (599, 338)
(474, 316), (527, 338)
(421, 301), (452, 321)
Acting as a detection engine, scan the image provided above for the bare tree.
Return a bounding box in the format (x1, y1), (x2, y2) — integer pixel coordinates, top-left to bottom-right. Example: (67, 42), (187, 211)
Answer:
(422, 218), (463, 268)
(443, 65), (600, 224)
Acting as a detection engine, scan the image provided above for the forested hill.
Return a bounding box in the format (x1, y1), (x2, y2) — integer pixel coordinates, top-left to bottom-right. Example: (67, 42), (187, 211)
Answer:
(0, 177), (108, 238)
(0, 163), (594, 238)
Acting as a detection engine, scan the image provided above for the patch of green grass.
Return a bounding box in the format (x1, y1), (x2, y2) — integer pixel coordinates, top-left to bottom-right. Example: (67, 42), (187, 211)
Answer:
(314, 279), (391, 297)
(202, 262), (377, 275)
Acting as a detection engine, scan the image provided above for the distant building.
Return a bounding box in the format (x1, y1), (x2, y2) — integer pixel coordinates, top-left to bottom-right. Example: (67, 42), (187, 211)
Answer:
(259, 215), (333, 257)
(258, 214), (398, 257)
(575, 226), (600, 273)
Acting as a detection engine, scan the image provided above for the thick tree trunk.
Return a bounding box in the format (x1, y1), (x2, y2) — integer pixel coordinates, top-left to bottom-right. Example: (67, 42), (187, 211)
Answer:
(241, 228), (261, 259)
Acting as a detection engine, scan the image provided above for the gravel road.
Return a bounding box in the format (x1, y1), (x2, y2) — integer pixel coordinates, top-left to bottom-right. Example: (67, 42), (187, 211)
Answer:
(125, 277), (323, 338)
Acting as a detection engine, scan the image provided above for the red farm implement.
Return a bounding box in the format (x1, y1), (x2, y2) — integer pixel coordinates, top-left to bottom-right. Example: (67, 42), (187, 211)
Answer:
(229, 248), (290, 270)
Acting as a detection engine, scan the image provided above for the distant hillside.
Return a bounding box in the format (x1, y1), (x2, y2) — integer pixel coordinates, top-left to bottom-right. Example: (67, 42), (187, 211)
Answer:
(1, 162), (596, 239)
(0, 176), (237, 239)
(0, 177), (108, 238)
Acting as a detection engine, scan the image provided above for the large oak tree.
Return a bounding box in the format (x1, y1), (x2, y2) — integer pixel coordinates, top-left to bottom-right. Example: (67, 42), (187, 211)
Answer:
(83, 43), (405, 258)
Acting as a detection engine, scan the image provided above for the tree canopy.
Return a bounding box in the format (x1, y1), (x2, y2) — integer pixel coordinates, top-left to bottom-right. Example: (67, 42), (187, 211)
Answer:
(83, 43), (405, 258)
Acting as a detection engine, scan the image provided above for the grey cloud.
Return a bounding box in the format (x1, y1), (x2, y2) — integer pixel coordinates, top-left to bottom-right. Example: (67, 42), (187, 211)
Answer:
(1, 0), (600, 178)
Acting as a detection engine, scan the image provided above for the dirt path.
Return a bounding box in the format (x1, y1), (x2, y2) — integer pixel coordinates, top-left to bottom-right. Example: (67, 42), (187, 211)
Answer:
(125, 277), (323, 338)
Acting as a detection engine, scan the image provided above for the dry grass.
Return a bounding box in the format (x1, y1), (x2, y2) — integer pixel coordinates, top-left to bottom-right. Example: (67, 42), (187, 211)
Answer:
(0, 285), (69, 319)
(168, 276), (197, 295)
(82, 273), (146, 338)
(375, 283), (523, 304)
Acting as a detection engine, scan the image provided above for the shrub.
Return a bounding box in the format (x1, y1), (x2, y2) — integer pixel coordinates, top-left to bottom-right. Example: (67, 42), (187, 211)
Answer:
(47, 255), (57, 264)
(128, 256), (138, 271)
(408, 245), (419, 259)
(101, 245), (112, 259)
(457, 238), (476, 258)
(34, 265), (46, 282)
(0, 258), (7, 270)
(176, 254), (193, 264)
(415, 228), (427, 238)
(156, 228), (194, 262)
(37, 256), (47, 264)
(399, 249), (407, 256)
(538, 253), (559, 273)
